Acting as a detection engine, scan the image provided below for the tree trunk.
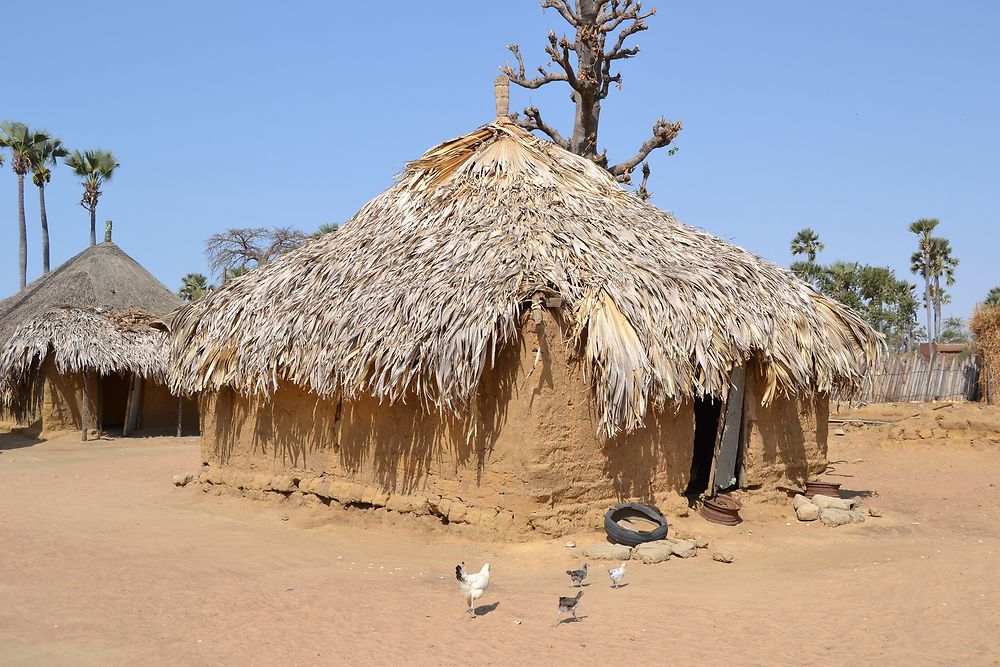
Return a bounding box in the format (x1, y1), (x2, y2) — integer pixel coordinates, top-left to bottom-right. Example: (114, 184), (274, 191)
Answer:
(923, 273), (933, 345)
(39, 183), (50, 273)
(570, 0), (602, 160)
(933, 276), (942, 339)
(17, 173), (27, 290)
(90, 206), (97, 247)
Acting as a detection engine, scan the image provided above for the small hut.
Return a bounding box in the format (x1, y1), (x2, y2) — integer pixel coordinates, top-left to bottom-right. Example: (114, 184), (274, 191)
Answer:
(0, 237), (197, 438)
(167, 119), (881, 536)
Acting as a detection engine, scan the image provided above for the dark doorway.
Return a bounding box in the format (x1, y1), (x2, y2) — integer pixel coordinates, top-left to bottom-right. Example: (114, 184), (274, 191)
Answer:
(100, 372), (131, 429)
(686, 396), (722, 495)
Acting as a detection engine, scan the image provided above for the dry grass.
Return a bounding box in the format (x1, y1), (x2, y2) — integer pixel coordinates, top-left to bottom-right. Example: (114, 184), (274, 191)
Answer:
(166, 121), (882, 436)
(970, 305), (1000, 402)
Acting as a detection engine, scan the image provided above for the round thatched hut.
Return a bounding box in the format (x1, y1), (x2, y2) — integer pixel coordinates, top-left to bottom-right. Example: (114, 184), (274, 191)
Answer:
(0, 239), (198, 438)
(167, 120), (881, 536)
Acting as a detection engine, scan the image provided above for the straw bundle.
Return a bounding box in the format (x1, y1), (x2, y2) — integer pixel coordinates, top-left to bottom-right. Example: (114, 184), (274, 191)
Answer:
(167, 121), (882, 437)
(970, 305), (1000, 403)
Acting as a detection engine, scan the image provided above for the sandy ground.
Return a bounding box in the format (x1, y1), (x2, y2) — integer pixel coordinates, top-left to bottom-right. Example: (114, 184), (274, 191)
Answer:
(2, 404), (1000, 666)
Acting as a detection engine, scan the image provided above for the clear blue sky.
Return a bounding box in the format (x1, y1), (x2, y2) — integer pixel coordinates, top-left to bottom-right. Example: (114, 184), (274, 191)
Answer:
(5, 1), (998, 319)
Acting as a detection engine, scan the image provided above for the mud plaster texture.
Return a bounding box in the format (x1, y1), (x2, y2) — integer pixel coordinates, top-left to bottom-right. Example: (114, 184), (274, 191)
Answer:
(741, 363), (830, 488)
(198, 312), (828, 538)
(15, 358), (198, 438)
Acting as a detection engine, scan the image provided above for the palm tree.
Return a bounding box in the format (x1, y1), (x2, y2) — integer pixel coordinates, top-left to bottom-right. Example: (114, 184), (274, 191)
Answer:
(311, 222), (339, 238)
(223, 266), (249, 282)
(790, 228), (824, 263)
(928, 236), (958, 338)
(64, 149), (120, 246)
(908, 218), (939, 345)
(178, 273), (213, 302)
(1, 121), (50, 290)
(29, 136), (69, 274)
(986, 287), (1000, 307)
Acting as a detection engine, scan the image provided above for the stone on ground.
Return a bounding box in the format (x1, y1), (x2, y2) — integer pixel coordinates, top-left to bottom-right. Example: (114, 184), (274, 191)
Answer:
(819, 508), (858, 527)
(811, 494), (853, 511)
(792, 494), (812, 511)
(172, 472), (196, 487)
(584, 543), (632, 561)
(632, 541), (672, 564)
(795, 502), (820, 521)
(712, 550), (734, 563)
(668, 539), (698, 558)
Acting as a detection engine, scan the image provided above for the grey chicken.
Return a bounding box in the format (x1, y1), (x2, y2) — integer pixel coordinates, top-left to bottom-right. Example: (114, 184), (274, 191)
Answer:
(566, 562), (588, 587)
(555, 591), (583, 625)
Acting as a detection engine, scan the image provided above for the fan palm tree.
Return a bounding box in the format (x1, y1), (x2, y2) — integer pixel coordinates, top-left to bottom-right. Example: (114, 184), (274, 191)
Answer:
(178, 273), (213, 302)
(30, 136), (69, 274)
(986, 287), (1000, 308)
(223, 266), (249, 282)
(928, 236), (958, 339)
(908, 218), (939, 345)
(311, 222), (339, 238)
(790, 228), (824, 263)
(64, 149), (120, 246)
(1, 121), (50, 290)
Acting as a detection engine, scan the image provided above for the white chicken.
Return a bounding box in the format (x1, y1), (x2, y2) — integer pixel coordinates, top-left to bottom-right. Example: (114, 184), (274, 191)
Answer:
(608, 562), (627, 588)
(455, 562), (491, 616)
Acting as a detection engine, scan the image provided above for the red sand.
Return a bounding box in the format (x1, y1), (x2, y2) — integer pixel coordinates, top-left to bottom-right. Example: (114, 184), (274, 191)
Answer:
(2, 403), (999, 666)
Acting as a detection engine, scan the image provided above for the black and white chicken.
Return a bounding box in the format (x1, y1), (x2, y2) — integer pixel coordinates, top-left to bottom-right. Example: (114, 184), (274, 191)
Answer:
(455, 562), (491, 616)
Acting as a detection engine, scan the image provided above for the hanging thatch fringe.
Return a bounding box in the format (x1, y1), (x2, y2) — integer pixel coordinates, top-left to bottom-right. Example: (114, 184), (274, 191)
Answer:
(0, 307), (168, 408)
(165, 121), (883, 437)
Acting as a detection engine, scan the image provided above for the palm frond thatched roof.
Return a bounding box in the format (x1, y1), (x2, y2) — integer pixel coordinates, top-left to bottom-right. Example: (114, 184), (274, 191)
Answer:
(0, 307), (169, 409)
(167, 121), (883, 436)
(0, 241), (181, 347)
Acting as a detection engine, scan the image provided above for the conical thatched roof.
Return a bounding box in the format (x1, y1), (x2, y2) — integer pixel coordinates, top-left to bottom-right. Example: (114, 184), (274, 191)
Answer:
(167, 121), (882, 436)
(0, 241), (181, 346)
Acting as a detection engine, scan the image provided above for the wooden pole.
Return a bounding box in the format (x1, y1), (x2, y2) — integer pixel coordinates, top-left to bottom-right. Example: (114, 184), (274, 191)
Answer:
(176, 396), (183, 437)
(81, 372), (90, 442)
(96, 374), (105, 438)
(123, 375), (142, 436)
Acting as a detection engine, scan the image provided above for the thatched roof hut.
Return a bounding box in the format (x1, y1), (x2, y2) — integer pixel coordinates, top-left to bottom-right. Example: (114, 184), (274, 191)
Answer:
(167, 120), (882, 535)
(0, 240), (196, 438)
(170, 121), (880, 432)
(0, 240), (181, 344)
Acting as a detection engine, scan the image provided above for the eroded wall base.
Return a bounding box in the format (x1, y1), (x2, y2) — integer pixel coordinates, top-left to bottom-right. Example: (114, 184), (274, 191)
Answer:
(199, 313), (697, 537)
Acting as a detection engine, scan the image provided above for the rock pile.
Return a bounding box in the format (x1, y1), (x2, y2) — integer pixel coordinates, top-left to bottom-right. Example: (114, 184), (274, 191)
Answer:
(583, 534), (730, 564)
(792, 493), (867, 526)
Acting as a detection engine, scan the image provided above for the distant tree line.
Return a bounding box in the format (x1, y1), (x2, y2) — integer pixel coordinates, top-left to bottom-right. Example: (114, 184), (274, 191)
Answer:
(1, 121), (119, 290)
(790, 220), (967, 354)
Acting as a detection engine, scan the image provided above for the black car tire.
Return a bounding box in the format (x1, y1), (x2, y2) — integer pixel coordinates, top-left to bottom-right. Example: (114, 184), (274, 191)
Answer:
(603, 502), (669, 547)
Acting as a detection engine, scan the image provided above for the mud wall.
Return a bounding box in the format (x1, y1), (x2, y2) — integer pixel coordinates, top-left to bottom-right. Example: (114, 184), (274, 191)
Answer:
(199, 311), (696, 536)
(141, 380), (199, 434)
(38, 360), (92, 437)
(28, 360), (198, 438)
(741, 364), (829, 487)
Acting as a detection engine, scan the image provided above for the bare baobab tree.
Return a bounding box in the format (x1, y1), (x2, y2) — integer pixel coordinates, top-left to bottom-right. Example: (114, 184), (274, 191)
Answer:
(501, 0), (682, 199)
(205, 226), (307, 281)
